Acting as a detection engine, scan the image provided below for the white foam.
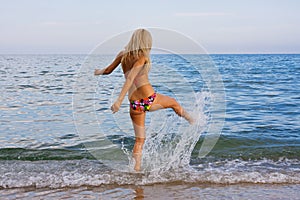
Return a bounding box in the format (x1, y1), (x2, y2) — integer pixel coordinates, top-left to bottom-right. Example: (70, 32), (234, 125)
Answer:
(1, 158), (300, 189)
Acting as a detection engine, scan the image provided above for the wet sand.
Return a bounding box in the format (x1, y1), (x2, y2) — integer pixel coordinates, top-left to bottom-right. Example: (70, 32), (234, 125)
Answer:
(1, 183), (300, 200)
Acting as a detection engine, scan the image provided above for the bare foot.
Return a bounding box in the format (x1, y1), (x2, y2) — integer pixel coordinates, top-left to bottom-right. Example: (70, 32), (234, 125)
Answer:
(183, 111), (195, 125)
(133, 153), (142, 171)
(188, 116), (195, 125)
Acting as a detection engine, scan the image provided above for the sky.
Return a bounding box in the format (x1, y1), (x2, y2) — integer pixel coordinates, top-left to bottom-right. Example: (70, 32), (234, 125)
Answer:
(1, 0), (300, 54)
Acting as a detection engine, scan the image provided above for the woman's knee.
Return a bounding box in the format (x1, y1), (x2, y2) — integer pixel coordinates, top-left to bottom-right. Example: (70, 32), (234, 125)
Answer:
(168, 97), (180, 109)
(168, 98), (184, 115)
(135, 137), (145, 143)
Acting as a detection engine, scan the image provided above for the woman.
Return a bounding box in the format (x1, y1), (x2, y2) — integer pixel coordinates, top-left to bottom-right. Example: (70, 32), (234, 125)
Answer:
(94, 29), (193, 171)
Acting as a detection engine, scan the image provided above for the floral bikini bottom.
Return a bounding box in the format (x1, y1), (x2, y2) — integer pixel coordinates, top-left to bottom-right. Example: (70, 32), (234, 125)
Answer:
(130, 93), (157, 112)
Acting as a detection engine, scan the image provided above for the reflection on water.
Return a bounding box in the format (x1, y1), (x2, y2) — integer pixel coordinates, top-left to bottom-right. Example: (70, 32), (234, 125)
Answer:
(1, 184), (300, 199)
(134, 187), (144, 200)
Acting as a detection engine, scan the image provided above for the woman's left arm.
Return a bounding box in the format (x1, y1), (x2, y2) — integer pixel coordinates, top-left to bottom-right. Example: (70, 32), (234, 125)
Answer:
(94, 51), (123, 75)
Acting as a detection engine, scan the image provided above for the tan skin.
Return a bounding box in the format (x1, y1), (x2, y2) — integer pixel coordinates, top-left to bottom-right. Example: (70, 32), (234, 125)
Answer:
(95, 51), (193, 171)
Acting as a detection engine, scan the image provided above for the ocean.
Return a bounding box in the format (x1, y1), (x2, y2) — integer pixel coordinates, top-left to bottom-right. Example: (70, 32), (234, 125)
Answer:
(0, 54), (299, 199)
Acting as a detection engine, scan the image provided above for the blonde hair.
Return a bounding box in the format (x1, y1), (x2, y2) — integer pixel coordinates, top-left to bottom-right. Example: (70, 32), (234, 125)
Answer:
(121, 29), (152, 70)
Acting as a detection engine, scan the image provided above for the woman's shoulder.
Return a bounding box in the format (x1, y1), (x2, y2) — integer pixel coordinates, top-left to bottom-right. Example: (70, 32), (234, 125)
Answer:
(120, 51), (148, 67)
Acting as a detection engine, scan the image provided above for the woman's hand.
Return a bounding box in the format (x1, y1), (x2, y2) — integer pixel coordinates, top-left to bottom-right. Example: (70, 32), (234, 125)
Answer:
(111, 101), (121, 113)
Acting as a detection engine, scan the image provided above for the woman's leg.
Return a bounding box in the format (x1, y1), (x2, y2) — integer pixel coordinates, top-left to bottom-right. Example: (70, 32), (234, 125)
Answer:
(150, 93), (194, 124)
(130, 109), (146, 171)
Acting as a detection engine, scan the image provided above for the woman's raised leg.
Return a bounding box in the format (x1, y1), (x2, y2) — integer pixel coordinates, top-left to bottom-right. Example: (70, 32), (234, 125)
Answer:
(150, 93), (194, 124)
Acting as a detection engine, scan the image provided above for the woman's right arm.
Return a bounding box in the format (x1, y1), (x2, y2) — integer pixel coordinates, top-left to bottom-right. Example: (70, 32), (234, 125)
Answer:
(111, 56), (146, 113)
(94, 51), (123, 75)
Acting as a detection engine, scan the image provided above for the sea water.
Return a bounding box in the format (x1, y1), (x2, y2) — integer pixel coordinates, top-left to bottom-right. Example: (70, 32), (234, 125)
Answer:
(0, 54), (300, 198)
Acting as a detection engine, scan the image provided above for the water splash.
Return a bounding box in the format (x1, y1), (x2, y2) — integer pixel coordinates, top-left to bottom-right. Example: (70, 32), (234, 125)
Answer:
(139, 91), (211, 172)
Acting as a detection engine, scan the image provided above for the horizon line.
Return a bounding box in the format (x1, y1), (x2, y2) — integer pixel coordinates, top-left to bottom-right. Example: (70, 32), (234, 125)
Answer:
(1, 52), (300, 55)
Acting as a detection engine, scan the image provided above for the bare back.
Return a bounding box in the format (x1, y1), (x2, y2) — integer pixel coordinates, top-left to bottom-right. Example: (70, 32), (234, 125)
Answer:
(121, 56), (155, 101)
